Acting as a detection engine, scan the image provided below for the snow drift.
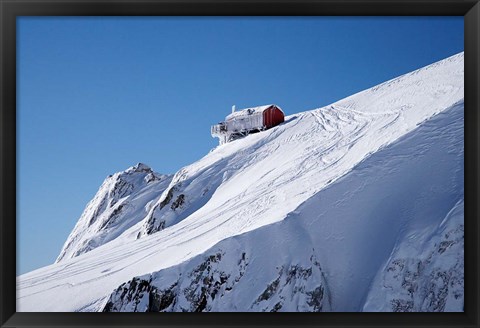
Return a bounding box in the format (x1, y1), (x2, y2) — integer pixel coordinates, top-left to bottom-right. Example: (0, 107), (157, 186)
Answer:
(17, 52), (464, 312)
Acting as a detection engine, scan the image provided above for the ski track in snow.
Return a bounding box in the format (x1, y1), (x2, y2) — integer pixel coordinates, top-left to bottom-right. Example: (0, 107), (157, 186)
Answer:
(17, 52), (464, 312)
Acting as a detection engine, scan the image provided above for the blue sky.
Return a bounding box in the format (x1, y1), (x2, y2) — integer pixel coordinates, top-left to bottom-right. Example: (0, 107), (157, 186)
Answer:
(17, 16), (463, 275)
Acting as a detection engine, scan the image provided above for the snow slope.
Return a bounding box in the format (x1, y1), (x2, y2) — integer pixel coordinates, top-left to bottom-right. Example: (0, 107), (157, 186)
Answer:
(125, 52), (463, 243)
(17, 52), (464, 312)
(103, 100), (464, 312)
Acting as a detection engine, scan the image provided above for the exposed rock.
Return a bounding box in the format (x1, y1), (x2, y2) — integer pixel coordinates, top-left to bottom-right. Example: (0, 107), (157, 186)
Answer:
(380, 223), (463, 312)
(171, 194), (185, 210)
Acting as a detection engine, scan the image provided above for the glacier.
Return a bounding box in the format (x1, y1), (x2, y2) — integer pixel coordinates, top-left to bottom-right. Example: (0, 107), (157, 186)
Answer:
(16, 52), (464, 312)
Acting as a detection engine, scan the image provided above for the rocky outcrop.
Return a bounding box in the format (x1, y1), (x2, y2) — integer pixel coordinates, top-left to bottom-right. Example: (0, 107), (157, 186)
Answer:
(385, 224), (463, 312)
(103, 249), (330, 312)
(363, 199), (464, 312)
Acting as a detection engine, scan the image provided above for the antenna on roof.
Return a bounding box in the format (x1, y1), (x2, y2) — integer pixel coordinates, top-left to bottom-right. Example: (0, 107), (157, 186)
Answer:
(232, 105), (236, 113)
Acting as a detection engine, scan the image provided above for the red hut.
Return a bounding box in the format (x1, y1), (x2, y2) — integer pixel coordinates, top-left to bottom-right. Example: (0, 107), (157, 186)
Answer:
(211, 104), (285, 144)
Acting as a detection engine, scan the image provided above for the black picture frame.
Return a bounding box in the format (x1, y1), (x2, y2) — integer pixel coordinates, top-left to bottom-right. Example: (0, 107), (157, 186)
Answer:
(1, 1), (478, 327)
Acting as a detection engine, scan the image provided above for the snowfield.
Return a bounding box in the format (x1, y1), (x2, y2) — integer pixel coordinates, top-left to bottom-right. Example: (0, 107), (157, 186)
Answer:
(17, 52), (464, 312)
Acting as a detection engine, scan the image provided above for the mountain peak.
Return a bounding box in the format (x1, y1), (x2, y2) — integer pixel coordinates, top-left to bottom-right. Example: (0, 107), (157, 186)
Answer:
(55, 164), (173, 263)
(127, 162), (152, 174)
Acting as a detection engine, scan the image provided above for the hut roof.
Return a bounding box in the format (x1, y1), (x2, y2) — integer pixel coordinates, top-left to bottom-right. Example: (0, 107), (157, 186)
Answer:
(226, 104), (281, 121)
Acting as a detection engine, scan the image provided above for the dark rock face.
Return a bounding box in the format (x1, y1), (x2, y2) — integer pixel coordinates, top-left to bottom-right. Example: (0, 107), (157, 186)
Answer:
(103, 277), (179, 312)
(109, 179), (134, 207)
(159, 186), (177, 210)
(102, 250), (330, 312)
(306, 286), (325, 312)
(140, 178), (184, 237)
(103, 251), (248, 312)
(136, 168), (192, 238)
(138, 162), (229, 238)
(383, 224), (464, 312)
(171, 194), (185, 210)
(180, 252), (248, 312)
(251, 258), (327, 312)
(256, 277), (280, 303)
(149, 284), (177, 312)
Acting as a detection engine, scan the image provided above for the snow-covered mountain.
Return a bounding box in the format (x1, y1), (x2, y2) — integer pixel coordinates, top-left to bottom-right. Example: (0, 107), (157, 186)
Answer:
(17, 52), (464, 312)
(56, 163), (172, 262)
